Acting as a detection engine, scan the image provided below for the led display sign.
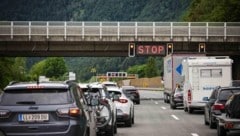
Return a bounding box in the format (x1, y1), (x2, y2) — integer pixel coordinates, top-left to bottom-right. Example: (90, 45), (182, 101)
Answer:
(136, 45), (166, 56)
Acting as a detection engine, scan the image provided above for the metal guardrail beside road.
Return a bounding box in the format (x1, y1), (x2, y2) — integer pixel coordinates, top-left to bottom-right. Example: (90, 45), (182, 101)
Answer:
(0, 21), (240, 42)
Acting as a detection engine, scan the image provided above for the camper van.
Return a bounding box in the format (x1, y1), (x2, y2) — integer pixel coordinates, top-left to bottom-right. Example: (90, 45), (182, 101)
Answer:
(182, 56), (233, 113)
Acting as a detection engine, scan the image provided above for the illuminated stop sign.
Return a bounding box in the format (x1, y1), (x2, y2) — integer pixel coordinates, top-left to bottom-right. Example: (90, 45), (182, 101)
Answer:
(137, 45), (166, 56)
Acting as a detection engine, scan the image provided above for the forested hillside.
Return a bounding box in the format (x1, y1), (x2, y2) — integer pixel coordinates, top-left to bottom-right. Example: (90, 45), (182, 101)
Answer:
(1, 0), (239, 85)
(0, 0), (190, 82)
(183, 0), (240, 21)
(0, 0), (189, 21)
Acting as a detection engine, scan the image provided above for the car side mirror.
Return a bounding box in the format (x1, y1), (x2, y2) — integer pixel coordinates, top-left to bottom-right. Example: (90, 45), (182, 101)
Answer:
(202, 97), (209, 101)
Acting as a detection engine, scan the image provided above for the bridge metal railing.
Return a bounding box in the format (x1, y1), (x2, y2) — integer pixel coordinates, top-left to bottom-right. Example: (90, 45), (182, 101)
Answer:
(0, 21), (239, 41)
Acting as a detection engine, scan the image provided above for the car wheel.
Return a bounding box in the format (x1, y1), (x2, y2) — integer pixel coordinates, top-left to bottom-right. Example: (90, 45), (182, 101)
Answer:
(209, 114), (216, 129)
(106, 125), (114, 136)
(136, 101), (140, 105)
(204, 111), (209, 125)
(132, 111), (135, 124)
(170, 100), (176, 109)
(188, 107), (193, 114)
(125, 114), (132, 127)
(114, 122), (117, 134)
(184, 106), (188, 112)
(217, 123), (226, 136)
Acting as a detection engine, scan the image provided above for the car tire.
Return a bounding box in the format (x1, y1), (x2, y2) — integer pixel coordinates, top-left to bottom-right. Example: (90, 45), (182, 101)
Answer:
(125, 114), (132, 127)
(184, 106), (188, 112)
(188, 107), (193, 114)
(114, 122), (117, 134)
(106, 125), (114, 136)
(209, 114), (216, 129)
(217, 123), (226, 136)
(204, 112), (209, 125)
(136, 101), (140, 105)
(132, 111), (135, 124)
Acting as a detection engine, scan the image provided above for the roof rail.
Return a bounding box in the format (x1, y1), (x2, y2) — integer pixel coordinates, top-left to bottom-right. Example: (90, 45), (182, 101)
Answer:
(64, 80), (75, 84)
(8, 81), (19, 85)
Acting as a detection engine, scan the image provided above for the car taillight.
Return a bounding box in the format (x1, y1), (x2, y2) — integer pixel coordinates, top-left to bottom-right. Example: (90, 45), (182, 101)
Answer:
(212, 103), (225, 110)
(0, 110), (11, 118)
(57, 107), (81, 117)
(119, 99), (128, 103)
(188, 90), (191, 104)
(69, 108), (81, 117)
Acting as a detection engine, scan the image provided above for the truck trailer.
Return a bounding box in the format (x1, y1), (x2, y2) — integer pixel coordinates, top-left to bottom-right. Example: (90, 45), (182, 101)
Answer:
(163, 53), (205, 103)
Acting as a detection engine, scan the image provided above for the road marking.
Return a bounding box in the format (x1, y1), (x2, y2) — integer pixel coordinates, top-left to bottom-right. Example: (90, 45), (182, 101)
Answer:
(155, 101), (158, 105)
(171, 115), (179, 120)
(191, 133), (199, 136)
(161, 106), (166, 110)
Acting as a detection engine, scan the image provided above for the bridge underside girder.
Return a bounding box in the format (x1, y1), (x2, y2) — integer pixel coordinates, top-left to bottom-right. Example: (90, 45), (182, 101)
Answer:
(0, 41), (240, 57)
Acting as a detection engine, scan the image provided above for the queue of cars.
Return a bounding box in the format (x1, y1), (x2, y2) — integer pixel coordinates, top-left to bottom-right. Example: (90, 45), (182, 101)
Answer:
(167, 80), (240, 136)
(0, 80), (138, 136)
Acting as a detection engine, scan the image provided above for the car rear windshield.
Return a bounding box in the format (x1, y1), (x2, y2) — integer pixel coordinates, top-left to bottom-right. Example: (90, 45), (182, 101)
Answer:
(108, 91), (122, 98)
(0, 89), (72, 105)
(123, 89), (137, 92)
(218, 89), (240, 101)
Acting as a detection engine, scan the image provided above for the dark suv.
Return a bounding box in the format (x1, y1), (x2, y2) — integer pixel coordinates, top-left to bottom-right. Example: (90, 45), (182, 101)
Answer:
(121, 86), (140, 104)
(204, 86), (240, 129)
(170, 87), (183, 109)
(0, 81), (88, 136)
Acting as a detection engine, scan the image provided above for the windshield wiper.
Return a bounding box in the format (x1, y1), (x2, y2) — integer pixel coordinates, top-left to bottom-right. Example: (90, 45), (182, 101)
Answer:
(16, 101), (36, 105)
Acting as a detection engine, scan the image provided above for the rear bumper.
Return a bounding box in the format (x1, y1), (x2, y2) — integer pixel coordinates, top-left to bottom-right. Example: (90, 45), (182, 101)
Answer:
(0, 120), (86, 136)
(188, 102), (206, 110)
(116, 114), (130, 122)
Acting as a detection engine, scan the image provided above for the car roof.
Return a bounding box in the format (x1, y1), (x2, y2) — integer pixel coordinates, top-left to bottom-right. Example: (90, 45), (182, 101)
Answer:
(4, 81), (69, 90)
(219, 86), (240, 90)
(79, 82), (103, 89)
(121, 86), (136, 89)
(102, 81), (117, 85)
(106, 86), (121, 92)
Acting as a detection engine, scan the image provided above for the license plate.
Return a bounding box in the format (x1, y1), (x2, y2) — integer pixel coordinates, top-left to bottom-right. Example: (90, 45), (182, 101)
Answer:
(18, 114), (49, 122)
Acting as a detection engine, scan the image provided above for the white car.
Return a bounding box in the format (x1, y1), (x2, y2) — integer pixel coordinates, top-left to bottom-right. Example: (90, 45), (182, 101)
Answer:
(102, 81), (119, 88)
(106, 87), (134, 127)
(79, 83), (117, 136)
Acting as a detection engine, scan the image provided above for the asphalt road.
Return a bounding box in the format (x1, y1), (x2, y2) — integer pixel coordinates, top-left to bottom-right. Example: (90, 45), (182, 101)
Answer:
(116, 100), (240, 136)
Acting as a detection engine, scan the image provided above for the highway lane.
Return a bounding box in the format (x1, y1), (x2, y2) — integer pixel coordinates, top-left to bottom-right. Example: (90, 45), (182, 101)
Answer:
(116, 100), (240, 136)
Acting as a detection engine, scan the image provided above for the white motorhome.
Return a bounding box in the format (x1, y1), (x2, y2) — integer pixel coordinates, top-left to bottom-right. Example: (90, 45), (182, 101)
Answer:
(182, 56), (233, 113)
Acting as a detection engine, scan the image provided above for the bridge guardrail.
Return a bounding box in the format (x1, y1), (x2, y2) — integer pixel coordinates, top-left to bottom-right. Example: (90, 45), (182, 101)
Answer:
(0, 21), (240, 42)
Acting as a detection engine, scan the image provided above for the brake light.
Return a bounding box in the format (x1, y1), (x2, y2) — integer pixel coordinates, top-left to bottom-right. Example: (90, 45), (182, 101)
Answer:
(225, 122), (234, 129)
(188, 90), (192, 104)
(57, 107), (81, 117)
(212, 103), (225, 110)
(0, 110), (11, 118)
(119, 99), (128, 103)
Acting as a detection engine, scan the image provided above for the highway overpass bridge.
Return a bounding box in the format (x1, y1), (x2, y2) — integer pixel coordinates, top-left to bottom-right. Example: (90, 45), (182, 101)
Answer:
(0, 21), (240, 57)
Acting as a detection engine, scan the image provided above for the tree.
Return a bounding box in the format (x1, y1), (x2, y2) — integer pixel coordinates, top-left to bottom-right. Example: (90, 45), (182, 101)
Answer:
(29, 57), (68, 80)
(145, 57), (159, 78)
(43, 57), (68, 80)
(127, 64), (146, 78)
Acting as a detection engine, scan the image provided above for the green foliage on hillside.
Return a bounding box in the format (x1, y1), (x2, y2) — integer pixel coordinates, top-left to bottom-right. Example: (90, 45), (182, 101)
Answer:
(182, 0), (240, 21)
(29, 57), (68, 80)
(0, 0), (189, 21)
(0, 57), (28, 89)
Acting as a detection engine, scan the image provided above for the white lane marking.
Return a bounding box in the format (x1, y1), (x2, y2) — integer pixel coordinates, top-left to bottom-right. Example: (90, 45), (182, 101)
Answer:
(171, 114), (179, 120)
(191, 133), (199, 136)
(161, 106), (166, 110)
(155, 101), (158, 105)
